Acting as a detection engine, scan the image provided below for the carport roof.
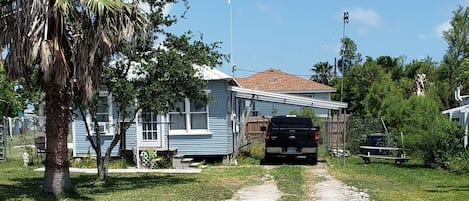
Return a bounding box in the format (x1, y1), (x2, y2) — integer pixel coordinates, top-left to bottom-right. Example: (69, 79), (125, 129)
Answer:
(229, 86), (347, 110)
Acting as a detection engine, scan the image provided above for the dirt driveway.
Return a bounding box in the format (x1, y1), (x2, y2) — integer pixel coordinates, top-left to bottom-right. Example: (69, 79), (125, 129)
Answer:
(227, 162), (370, 201)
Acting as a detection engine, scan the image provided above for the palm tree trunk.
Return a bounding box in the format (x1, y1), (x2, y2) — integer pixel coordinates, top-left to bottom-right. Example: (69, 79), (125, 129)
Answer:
(43, 82), (71, 193)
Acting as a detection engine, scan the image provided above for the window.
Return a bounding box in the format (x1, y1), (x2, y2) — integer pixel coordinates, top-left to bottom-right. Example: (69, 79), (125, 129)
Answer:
(190, 101), (207, 129)
(142, 113), (158, 140)
(169, 98), (208, 133)
(169, 102), (186, 130)
(90, 95), (112, 135)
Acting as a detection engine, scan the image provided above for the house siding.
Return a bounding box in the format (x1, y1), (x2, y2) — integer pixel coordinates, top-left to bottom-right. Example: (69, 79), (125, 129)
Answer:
(168, 80), (233, 156)
(73, 114), (137, 157)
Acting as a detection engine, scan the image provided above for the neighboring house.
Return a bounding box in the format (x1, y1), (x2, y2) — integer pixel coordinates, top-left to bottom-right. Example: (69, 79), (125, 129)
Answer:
(236, 68), (337, 117)
(442, 87), (469, 148)
(71, 66), (347, 164)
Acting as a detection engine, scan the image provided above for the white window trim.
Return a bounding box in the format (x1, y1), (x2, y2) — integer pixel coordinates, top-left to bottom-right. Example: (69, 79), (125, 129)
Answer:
(168, 98), (211, 135)
(87, 92), (114, 136)
(141, 112), (159, 141)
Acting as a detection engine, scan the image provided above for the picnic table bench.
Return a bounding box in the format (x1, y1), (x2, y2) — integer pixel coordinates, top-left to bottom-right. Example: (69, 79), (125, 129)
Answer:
(358, 145), (410, 164)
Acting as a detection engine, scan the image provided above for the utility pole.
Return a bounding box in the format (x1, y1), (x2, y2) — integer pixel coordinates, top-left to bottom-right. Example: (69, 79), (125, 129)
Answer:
(340, 11), (349, 102)
(228, 0), (236, 77)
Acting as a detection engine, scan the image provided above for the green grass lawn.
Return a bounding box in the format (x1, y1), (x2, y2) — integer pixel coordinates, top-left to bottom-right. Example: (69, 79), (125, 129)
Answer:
(0, 157), (266, 201)
(327, 155), (469, 201)
(1, 138), (268, 201)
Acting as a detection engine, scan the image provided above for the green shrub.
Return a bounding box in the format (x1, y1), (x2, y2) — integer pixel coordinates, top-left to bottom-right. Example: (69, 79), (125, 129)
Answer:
(71, 157), (97, 168)
(447, 150), (469, 174)
(346, 117), (384, 154)
(108, 158), (128, 169)
(247, 143), (265, 159)
(381, 95), (464, 167)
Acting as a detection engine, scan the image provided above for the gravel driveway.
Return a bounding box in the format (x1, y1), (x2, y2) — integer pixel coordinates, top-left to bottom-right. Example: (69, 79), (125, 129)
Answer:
(227, 162), (370, 201)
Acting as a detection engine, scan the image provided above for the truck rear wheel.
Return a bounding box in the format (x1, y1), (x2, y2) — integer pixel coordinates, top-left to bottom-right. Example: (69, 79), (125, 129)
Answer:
(308, 154), (318, 165)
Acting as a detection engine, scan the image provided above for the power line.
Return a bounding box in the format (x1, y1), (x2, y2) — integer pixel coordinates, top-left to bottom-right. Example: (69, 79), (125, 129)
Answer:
(310, 22), (342, 65)
(236, 67), (315, 78)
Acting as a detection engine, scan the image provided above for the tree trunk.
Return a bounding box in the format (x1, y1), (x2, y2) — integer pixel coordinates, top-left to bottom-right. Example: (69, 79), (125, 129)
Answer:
(97, 156), (110, 181)
(43, 83), (71, 193)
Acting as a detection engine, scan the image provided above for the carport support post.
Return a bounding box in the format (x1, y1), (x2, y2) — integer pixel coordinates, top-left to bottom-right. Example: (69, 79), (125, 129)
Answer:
(343, 109), (347, 165)
(336, 109), (341, 164)
(465, 112), (468, 148)
(342, 109), (347, 166)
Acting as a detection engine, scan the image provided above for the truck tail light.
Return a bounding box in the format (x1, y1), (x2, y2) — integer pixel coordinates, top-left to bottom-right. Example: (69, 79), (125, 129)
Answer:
(265, 131), (270, 140)
(314, 130), (319, 142)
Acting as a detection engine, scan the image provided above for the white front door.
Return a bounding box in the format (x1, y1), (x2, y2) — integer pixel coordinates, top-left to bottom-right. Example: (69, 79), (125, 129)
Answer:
(139, 112), (162, 148)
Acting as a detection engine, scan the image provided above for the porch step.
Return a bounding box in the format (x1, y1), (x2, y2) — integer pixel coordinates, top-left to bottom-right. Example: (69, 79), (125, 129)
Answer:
(172, 155), (195, 169)
(189, 162), (201, 168)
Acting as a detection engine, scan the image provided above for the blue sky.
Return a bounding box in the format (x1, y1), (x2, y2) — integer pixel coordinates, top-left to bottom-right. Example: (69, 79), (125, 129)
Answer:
(168, 0), (469, 78)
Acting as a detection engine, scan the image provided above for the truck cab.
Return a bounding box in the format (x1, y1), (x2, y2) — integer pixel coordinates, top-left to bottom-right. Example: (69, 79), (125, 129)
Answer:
(261, 115), (319, 164)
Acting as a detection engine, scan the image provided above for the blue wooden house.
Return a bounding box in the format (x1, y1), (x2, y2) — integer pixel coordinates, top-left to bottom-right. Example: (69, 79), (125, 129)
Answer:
(71, 66), (348, 164)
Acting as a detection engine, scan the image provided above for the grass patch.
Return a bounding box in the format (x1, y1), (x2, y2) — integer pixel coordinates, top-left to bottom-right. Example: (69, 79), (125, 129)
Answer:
(271, 165), (309, 201)
(1, 142), (267, 201)
(0, 158), (266, 201)
(327, 155), (469, 201)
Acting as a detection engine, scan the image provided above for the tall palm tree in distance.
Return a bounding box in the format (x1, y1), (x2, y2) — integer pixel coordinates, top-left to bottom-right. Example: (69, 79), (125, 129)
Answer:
(311, 61), (333, 85)
(0, 0), (144, 193)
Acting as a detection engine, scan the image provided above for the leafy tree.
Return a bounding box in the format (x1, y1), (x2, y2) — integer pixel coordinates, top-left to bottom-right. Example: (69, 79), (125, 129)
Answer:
(439, 5), (469, 107)
(310, 61), (333, 85)
(340, 58), (387, 115)
(376, 56), (403, 81)
(0, 60), (42, 117)
(403, 57), (437, 80)
(363, 76), (398, 118)
(381, 93), (462, 166)
(0, 0), (143, 193)
(338, 36), (362, 75)
(0, 64), (21, 116)
(77, 0), (226, 181)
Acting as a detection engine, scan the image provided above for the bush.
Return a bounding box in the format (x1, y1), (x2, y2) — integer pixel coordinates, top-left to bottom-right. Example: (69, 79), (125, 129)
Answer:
(447, 150), (469, 174)
(239, 143), (265, 160)
(346, 117), (384, 154)
(381, 95), (464, 167)
(247, 143), (265, 159)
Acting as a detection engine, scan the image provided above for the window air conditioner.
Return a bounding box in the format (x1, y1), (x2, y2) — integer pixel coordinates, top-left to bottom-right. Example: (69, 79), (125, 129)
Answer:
(97, 122), (107, 134)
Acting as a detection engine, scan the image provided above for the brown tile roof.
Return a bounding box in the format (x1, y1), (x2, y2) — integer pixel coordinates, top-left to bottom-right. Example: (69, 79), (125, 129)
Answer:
(236, 68), (335, 92)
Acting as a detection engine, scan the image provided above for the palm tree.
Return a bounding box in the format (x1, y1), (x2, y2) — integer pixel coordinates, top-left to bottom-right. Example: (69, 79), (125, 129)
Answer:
(311, 61), (333, 85)
(0, 0), (144, 193)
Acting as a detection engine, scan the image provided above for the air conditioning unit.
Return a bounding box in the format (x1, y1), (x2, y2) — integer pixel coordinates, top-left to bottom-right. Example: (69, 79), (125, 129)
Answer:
(97, 122), (107, 134)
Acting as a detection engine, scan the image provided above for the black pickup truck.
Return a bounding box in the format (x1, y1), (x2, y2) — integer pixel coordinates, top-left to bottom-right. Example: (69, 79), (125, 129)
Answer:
(261, 115), (319, 165)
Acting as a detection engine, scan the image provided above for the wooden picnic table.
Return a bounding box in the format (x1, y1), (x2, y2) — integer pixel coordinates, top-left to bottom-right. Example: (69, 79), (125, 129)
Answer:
(358, 145), (410, 164)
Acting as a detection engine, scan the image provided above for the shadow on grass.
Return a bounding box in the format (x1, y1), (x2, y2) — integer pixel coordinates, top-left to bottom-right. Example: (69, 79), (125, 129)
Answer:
(0, 173), (196, 201)
(426, 185), (469, 193)
(260, 157), (314, 166)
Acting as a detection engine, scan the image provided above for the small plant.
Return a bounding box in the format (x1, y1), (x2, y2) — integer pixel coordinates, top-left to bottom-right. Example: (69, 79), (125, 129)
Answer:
(70, 157), (97, 168)
(108, 158), (128, 169)
(140, 150), (171, 169)
(247, 143), (265, 160)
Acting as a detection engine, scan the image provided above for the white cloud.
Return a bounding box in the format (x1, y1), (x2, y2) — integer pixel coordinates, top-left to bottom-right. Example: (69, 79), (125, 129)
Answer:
(435, 21), (451, 38)
(346, 7), (381, 27)
(139, 2), (173, 15)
